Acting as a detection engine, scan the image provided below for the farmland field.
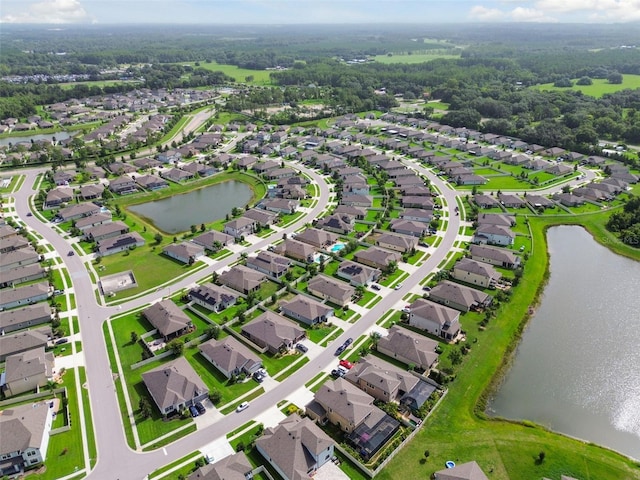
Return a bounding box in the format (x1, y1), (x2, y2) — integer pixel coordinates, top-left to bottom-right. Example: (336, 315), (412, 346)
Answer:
(531, 74), (640, 98)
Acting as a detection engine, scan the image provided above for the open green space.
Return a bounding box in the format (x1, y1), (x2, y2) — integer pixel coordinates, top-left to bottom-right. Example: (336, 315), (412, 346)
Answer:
(175, 61), (273, 84)
(532, 74), (640, 98)
(374, 53), (461, 64)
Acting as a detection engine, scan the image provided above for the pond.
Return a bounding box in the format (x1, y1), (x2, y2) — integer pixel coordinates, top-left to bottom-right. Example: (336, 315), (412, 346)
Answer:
(128, 181), (253, 234)
(0, 131), (71, 147)
(489, 226), (640, 460)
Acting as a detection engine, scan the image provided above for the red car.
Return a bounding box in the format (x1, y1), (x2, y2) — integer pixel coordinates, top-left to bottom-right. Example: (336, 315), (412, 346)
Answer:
(339, 359), (354, 370)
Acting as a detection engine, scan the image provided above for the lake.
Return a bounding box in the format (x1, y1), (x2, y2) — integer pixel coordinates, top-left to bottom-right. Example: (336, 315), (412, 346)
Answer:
(489, 226), (640, 460)
(0, 131), (71, 147)
(128, 181), (253, 234)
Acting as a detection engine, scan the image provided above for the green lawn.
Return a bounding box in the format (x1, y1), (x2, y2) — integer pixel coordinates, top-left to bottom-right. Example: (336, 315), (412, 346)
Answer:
(532, 74), (640, 98)
(176, 61), (273, 85)
(307, 324), (341, 344)
(373, 53), (460, 64)
(379, 269), (407, 287)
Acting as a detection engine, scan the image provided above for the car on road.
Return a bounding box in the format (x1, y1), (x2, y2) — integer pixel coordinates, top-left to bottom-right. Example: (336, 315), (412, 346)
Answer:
(195, 402), (206, 414)
(54, 338), (68, 345)
(394, 283), (403, 290)
(295, 343), (308, 353)
(345, 337), (353, 346)
(26, 212), (32, 217)
(339, 359), (354, 369)
(236, 402), (250, 413)
(189, 405), (199, 417)
(334, 345), (346, 356)
(67, 250), (75, 256)
(371, 284), (381, 291)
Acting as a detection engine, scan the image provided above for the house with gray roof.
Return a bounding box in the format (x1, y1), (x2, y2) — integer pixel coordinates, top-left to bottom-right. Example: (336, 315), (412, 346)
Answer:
(75, 212), (112, 231)
(188, 283), (236, 313)
(44, 187), (73, 209)
(401, 196), (434, 210)
(0, 328), (50, 362)
(97, 231), (145, 256)
(409, 298), (461, 341)
(142, 299), (192, 341)
(473, 194), (500, 209)
(241, 311), (305, 354)
(260, 198), (299, 215)
(525, 194), (555, 210)
(280, 294), (333, 326)
(246, 251), (291, 279)
(354, 246), (401, 270)
(162, 167), (194, 183)
(472, 224), (515, 246)
(0, 282), (49, 310)
(316, 214), (354, 235)
(377, 325), (439, 371)
(56, 202), (101, 221)
(255, 414), (334, 480)
(498, 193), (526, 209)
(84, 221), (129, 242)
(334, 205), (366, 220)
(345, 354), (419, 404)
(273, 238), (316, 263)
(336, 260), (380, 286)
(428, 280), (492, 313)
(218, 265), (266, 294)
(0, 248), (40, 273)
(0, 235), (30, 254)
(187, 451), (253, 480)
(376, 231), (418, 252)
(295, 228), (338, 248)
(135, 174), (168, 190)
(389, 219), (428, 238)
(0, 303), (52, 334)
(469, 244), (520, 269)
(0, 401), (54, 476)
(400, 208), (433, 224)
(433, 461), (489, 480)
(162, 242), (205, 264)
(3, 347), (54, 397)
(452, 258), (501, 288)
(192, 230), (234, 251)
(476, 213), (516, 227)
(307, 275), (354, 307)
(199, 336), (262, 379)
(108, 175), (138, 195)
(0, 264), (45, 289)
(142, 357), (208, 416)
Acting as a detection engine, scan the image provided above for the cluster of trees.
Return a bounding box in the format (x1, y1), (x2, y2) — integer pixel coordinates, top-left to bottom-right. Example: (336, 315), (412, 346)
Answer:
(607, 196), (640, 247)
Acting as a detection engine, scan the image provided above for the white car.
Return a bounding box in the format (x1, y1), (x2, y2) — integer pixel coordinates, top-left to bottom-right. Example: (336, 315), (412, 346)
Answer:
(236, 402), (250, 413)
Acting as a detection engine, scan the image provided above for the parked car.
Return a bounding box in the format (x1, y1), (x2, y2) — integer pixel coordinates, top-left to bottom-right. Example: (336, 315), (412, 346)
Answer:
(55, 338), (68, 345)
(67, 250), (75, 256)
(195, 402), (206, 414)
(189, 405), (199, 417)
(295, 343), (308, 353)
(253, 372), (265, 383)
(402, 306), (411, 313)
(394, 283), (403, 290)
(331, 369), (340, 378)
(53, 289), (64, 296)
(422, 286), (431, 292)
(337, 366), (349, 376)
(371, 284), (381, 291)
(236, 402), (250, 413)
(334, 345), (346, 356)
(339, 359), (354, 370)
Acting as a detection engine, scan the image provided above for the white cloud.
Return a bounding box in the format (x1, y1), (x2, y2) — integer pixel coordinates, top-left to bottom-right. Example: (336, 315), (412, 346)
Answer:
(510, 6), (557, 22)
(469, 5), (504, 20)
(1, 0), (94, 24)
(536, 0), (640, 15)
(469, 4), (557, 22)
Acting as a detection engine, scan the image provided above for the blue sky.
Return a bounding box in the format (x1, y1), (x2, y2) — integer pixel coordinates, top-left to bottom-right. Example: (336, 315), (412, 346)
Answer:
(2, 0), (640, 24)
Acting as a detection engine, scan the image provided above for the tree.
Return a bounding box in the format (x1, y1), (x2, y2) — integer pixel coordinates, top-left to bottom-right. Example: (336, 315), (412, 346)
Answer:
(138, 397), (152, 419)
(205, 325), (220, 340)
(212, 271), (219, 283)
(190, 224), (197, 234)
(576, 76), (593, 86)
(209, 389), (222, 404)
(130, 331), (139, 344)
(200, 223), (206, 232)
(154, 233), (163, 244)
(607, 71), (623, 84)
(167, 338), (185, 356)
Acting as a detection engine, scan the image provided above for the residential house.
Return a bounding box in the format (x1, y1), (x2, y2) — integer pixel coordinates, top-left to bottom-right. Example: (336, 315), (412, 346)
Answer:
(253, 160), (279, 174)
(236, 156), (258, 169)
(316, 214), (354, 234)
(280, 294), (333, 326)
(0, 282), (49, 310)
(0, 264), (46, 290)
(135, 174), (169, 190)
(142, 299), (192, 341)
(273, 238), (316, 263)
(336, 261), (380, 286)
(218, 265), (266, 294)
(469, 244), (520, 269)
(199, 337), (262, 379)
(377, 325), (439, 371)
(162, 242), (205, 264)
(389, 219), (428, 238)
(75, 212), (112, 231)
(44, 187), (73, 209)
(181, 162), (216, 178)
(498, 193), (526, 208)
(243, 209), (278, 228)
(79, 183), (105, 200)
(255, 414), (334, 480)
(162, 168), (194, 183)
(408, 298), (461, 341)
(133, 157), (163, 170)
(375, 232), (418, 252)
(472, 224), (515, 246)
(192, 230), (234, 251)
(428, 280), (493, 312)
(525, 194), (555, 210)
(266, 168), (296, 181)
(476, 213), (516, 228)
(295, 228), (338, 249)
(0, 248), (40, 272)
(433, 461), (490, 480)
(223, 217), (256, 239)
(452, 258), (501, 288)
(399, 208), (433, 224)
(108, 175), (138, 195)
(57, 202), (101, 221)
(2, 347), (54, 397)
(0, 401), (54, 476)
(97, 232), (145, 256)
(52, 170), (75, 186)
(345, 354), (419, 404)
(354, 247), (401, 270)
(157, 150), (182, 164)
(401, 196), (434, 210)
(0, 328), (50, 362)
(552, 192), (585, 208)
(0, 235), (30, 254)
(84, 221), (129, 242)
(188, 283), (236, 313)
(340, 194), (372, 208)
(334, 205), (366, 220)
(246, 251), (291, 279)
(106, 162), (136, 175)
(260, 198), (299, 215)
(186, 452), (253, 480)
(307, 275), (355, 307)
(241, 311), (306, 354)
(142, 357), (208, 416)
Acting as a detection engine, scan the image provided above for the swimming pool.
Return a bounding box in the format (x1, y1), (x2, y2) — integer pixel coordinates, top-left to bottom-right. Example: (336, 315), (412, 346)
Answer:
(330, 242), (346, 253)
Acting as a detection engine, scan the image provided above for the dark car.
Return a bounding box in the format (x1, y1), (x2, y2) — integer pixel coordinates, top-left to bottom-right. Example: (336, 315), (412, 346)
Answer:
(334, 345), (346, 356)
(55, 338), (68, 345)
(345, 337), (353, 346)
(189, 405), (199, 417)
(331, 369), (340, 378)
(295, 343), (308, 353)
(422, 286), (431, 291)
(26, 212), (33, 217)
(371, 284), (381, 291)
(67, 250), (75, 256)
(253, 372), (265, 383)
(195, 402), (206, 414)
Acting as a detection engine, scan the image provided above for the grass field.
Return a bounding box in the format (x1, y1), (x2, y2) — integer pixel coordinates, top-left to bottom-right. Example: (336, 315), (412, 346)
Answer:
(373, 53), (460, 64)
(176, 61), (273, 85)
(532, 74), (640, 98)
(58, 79), (143, 90)
(376, 211), (640, 480)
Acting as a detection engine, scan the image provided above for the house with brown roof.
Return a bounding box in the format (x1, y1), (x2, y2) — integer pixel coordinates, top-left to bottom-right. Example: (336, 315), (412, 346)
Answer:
(498, 193), (526, 208)
(469, 244), (520, 269)
(135, 174), (169, 190)
(316, 214), (354, 235)
(452, 258), (501, 288)
(409, 298), (461, 341)
(0, 303), (52, 334)
(260, 198), (299, 215)
(199, 336), (262, 379)
(84, 221), (129, 242)
(57, 202), (101, 221)
(162, 242), (205, 264)
(75, 212), (111, 231)
(273, 238), (316, 263)
(142, 357), (208, 416)
(280, 294), (333, 326)
(345, 355), (419, 404)
(187, 452), (253, 480)
(79, 183), (105, 200)
(307, 275), (354, 307)
(142, 299), (192, 341)
(428, 281), (492, 313)
(0, 264), (45, 289)
(0, 401), (54, 476)
(223, 217), (256, 239)
(401, 196), (434, 210)
(472, 224), (515, 246)
(218, 265), (266, 294)
(0, 246), (40, 272)
(255, 414), (334, 480)
(3, 347), (54, 397)
(188, 283), (236, 313)
(433, 461), (489, 480)
(336, 260), (380, 286)
(108, 175), (138, 195)
(476, 213), (515, 227)
(97, 232), (145, 256)
(192, 230), (234, 251)
(389, 219), (428, 238)
(295, 228), (338, 248)
(246, 251), (291, 279)
(241, 311), (306, 354)
(354, 246), (401, 270)
(377, 325), (439, 371)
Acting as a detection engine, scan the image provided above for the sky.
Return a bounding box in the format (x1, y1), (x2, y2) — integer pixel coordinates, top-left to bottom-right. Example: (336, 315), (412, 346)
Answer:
(1, 0), (640, 24)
